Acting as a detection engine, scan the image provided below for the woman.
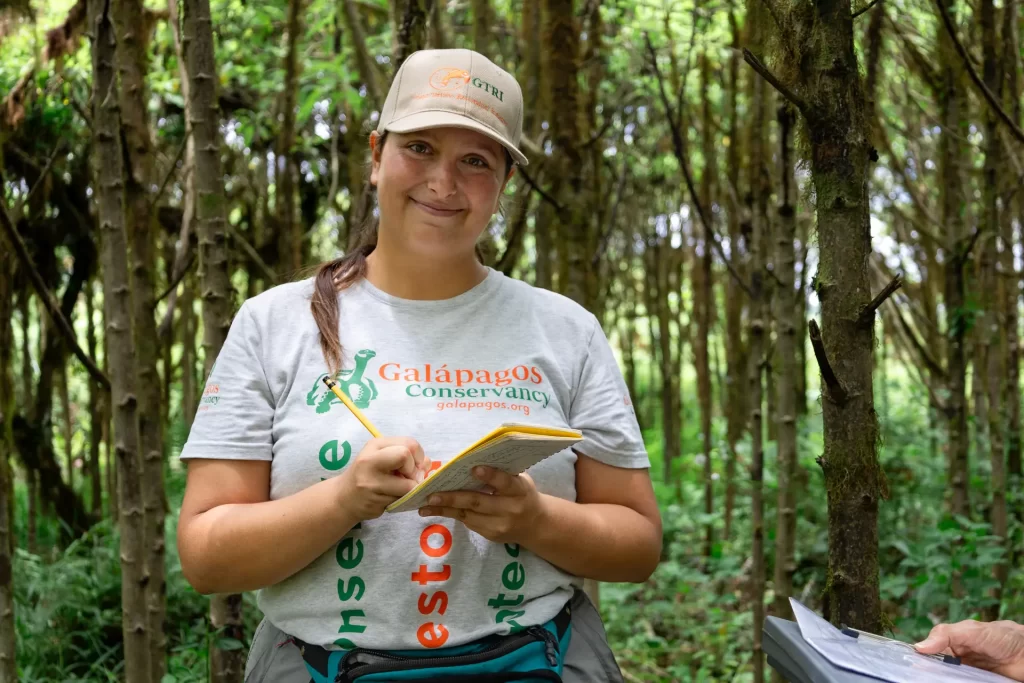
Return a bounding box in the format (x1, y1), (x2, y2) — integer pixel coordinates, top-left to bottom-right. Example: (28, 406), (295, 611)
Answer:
(177, 48), (662, 683)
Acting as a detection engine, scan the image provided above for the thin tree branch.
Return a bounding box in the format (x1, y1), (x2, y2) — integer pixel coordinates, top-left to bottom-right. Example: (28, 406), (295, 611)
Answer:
(853, 0), (882, 19)
(154, 249), (195, 304)
(858, 272), (903, 327)
(890, 297), (947, 380)
(956, 227), (983, 266)
(12, 142), (65, 223)
(742, 48), (808, 114)
(887, 15), (940, 92)
(645, 32), (754, 299)
(147, 129), (191, 217)
(808, 319), (848, 404)
(0, 201), (110, 391)
(592, 158), (629, 267)
(228, 225), (276, 283)
(516, 165), (568, 218)
(883, 308), (948, 412)
(933, 0), (1024, 145)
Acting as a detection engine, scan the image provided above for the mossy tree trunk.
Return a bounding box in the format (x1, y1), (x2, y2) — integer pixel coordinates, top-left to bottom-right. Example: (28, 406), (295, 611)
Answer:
(276, 0), (305, 274)
(980, 0), (1007, 621)
(723, 4), (747, 542)
(936, 0), (971, 521)
(696, 50), (716, 560)
(183, 0), (243, 678)
(772, 104), (799, 626)
(111, 0), (167, 672)
(89, 0), (152, 678)
(746, 0), (887, 631)
(85, 283), (103, 516)
(0, 255), (15, 683)
(1002, 0), (1022, 498)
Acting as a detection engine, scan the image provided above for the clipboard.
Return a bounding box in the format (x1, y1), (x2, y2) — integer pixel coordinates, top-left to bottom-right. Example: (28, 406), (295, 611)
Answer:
(765, 598), (1017, 683)
(764, 616), (880, 683)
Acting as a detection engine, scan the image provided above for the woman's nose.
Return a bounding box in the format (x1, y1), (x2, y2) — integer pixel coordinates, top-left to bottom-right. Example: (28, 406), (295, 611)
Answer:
(425, 159), (458, 197)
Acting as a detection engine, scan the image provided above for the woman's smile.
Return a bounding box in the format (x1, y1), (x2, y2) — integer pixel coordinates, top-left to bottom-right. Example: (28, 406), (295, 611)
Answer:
(410, 196), (464, 218)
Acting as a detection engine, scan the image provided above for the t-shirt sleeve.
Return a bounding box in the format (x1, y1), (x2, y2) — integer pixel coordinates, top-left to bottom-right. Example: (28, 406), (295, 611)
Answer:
(568, 317), (650, 469)
(179, 302), (275, 461)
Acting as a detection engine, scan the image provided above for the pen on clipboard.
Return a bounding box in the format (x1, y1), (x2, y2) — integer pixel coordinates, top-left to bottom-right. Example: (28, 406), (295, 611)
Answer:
(840, 625), (962, 666)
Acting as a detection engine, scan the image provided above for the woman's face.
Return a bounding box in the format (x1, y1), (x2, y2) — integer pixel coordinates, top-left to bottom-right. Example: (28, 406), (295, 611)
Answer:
(369, 127), (512, 261)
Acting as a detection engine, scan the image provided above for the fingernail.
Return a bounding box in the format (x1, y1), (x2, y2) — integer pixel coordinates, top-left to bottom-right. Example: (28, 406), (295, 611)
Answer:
(429, 495), (441, 506)
(474, 466), (488, 477)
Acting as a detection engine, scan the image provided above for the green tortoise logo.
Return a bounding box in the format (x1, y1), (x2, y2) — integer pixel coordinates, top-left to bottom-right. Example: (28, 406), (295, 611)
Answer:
(306, 349), (379, 414)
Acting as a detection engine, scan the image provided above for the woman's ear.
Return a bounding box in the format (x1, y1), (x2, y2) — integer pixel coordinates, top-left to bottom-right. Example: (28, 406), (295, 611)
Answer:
(500, 165), (516, 195)
(369, 131), (383, 186)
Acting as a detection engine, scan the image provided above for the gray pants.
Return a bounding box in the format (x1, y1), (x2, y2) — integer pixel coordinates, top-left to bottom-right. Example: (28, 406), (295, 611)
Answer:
(244, 589), (624, 683)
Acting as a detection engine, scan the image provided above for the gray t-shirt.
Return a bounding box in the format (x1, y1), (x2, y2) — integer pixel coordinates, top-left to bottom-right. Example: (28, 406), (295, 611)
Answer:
(180, 267), (649, 651)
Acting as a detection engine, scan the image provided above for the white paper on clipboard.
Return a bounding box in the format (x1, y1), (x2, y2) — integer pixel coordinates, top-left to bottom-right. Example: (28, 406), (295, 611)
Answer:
(790, 598), (1016, 683)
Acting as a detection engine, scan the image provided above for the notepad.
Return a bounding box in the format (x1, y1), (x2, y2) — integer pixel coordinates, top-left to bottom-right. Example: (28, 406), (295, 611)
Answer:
(385, 423), (583, 513)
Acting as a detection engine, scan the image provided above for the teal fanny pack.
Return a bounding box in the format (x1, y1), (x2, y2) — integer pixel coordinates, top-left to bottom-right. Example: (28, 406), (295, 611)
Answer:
(293, 601), (571, 683)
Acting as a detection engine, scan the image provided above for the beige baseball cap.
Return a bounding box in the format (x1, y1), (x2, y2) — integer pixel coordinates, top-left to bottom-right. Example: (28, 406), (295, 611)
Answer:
(375, 48), (528, 166)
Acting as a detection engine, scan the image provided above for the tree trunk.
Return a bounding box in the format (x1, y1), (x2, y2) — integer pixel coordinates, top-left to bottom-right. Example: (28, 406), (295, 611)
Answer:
(621, 268), (643, 433)
(276, 0), (305, 274)
(472, 0), (491, 54)
(790, 0), (881, 630)
(182, 275), (198, 432)
(89, 0), (151, 678)
(981, 0), (1006, 620)
(795, 216), (808, 418)
(393, 0), (428, 70)
(86, 282), (103, 516)
(0, 255), (16, 683)
(544, 0), (590, 308)
(183, 0), (245, 676)
(938, 0), (970, 520)
(111, 1), (167, 672)
(697, 50), (715, 560)
(747, 26), (768, 679)
(19, 294), (32, 408)
(772, 104), (799, 625)
(58, 363), (74, 491)
(723, 5), (746, 541)
(342, 0), (383, 106)
(1002, 0), (1022, 490)
(26, 469), (37, 555)
(427, 0), (446, 48)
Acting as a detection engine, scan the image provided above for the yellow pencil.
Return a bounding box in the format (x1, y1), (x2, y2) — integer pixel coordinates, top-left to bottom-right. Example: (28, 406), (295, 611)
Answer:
(322, 376), (382, 438)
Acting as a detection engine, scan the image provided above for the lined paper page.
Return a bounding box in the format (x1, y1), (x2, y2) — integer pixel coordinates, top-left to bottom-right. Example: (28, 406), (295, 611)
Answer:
(387, 434), (580, 513)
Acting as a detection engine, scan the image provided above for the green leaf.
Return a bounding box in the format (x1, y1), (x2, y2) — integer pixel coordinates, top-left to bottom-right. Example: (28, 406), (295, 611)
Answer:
(217, 637), (245, 651)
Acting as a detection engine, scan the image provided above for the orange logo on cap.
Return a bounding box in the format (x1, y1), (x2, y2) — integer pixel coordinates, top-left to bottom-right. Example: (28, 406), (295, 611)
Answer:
(429, 67), (471, 91)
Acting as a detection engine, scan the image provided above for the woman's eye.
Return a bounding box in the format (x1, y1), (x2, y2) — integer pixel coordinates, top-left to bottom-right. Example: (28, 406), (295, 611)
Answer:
(408, 143), (430, 154)
(465, 156), (490, 168)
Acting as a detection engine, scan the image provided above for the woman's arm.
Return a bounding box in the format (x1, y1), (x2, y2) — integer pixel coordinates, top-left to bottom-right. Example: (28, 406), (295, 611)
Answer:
(523, 453), (662, 582)
(177, 459), (360, 595)
(178, 438), (429, 595)
(418, 453), (662, 583)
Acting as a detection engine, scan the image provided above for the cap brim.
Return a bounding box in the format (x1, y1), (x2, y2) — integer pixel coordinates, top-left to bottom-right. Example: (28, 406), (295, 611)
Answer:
(382, 111), (529, 167)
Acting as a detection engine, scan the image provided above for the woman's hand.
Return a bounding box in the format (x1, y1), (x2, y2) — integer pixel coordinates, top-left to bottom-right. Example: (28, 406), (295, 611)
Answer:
(915, 620), (1024, 681)
(337, 437), (431, 522)
(417, 466), (544, 544)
